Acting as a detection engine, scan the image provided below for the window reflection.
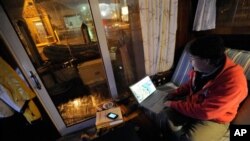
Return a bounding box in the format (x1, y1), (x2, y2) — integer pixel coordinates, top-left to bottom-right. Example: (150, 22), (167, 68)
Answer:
(1, 0), (111, 126)
(98, 0), (137, 95)
(1, 0), (143, 127)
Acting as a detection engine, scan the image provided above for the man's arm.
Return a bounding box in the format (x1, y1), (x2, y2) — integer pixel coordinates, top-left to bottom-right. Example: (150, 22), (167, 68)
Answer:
(164, 81), (191, 101)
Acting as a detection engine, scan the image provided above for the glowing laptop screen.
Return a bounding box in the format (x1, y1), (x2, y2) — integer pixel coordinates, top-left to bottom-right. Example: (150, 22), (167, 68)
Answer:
(129, 76), (156, 103)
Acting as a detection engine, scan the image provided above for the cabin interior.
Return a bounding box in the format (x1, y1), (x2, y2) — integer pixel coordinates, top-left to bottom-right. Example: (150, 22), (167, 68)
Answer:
(1, 0), (250, 141)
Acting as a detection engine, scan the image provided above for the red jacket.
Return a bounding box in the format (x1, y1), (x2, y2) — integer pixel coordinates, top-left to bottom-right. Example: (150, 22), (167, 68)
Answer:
(170, 56), (248, 123)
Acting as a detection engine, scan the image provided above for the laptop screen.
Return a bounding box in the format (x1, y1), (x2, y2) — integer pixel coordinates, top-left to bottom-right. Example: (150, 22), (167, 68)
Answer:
(129, 76), (156, 103)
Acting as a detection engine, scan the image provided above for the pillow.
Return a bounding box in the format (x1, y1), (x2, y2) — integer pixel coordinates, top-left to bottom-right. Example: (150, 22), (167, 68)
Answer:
(225, 48), (250, 80)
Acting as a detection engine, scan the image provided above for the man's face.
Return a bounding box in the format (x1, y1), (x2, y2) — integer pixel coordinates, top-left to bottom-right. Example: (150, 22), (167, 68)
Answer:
(189, 55), (211, 73)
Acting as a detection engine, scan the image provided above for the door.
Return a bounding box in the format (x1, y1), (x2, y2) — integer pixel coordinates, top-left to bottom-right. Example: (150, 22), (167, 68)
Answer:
(0, 0), (117, 135)
(0, 0), (145, 135)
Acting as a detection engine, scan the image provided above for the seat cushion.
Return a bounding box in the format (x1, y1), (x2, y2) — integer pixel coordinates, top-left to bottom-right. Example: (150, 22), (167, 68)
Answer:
(225, 48), (250, 80)
(171, 47), (192, 86)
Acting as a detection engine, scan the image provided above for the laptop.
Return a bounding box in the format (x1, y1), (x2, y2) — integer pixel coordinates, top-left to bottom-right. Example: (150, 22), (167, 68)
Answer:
(129, 76), (169, 114)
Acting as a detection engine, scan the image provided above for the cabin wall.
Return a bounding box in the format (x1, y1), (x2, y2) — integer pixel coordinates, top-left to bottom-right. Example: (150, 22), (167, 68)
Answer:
(174, 0), (195, 68)
(175, 0), (250, 67)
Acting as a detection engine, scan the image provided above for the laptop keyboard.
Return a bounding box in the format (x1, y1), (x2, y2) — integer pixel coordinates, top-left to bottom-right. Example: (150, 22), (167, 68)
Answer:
(145, 93), (165, 107)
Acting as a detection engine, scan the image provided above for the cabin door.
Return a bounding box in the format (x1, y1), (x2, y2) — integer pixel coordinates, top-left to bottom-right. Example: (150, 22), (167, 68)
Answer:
(1, 0), (142, 135)
(0, 0), (117, 135)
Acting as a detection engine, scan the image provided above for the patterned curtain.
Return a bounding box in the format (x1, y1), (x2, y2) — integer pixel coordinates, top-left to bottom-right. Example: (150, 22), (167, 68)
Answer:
(139, 0), (178, 75)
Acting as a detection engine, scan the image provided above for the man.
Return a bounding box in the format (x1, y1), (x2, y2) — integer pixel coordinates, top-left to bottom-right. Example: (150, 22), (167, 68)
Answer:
(161, 36), (248, 141)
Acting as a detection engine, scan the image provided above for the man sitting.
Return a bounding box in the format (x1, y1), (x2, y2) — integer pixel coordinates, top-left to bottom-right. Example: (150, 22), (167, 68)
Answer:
(150, 36), (248, 141)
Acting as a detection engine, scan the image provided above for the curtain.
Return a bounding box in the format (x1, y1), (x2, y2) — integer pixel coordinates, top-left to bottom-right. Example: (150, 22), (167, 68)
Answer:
(193, 0), (217, 31)
(0, 57), (41, 123)
(139, 0), (178, 75)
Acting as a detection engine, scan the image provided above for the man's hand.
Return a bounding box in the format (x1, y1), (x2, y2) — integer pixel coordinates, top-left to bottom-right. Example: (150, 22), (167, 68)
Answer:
(164, 101), (172, 107)
(164, 92), (186, 101)
(163, 93), (177, 101)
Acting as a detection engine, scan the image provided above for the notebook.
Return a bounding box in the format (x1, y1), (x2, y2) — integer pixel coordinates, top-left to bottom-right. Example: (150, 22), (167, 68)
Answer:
(129, 76), (168, 114)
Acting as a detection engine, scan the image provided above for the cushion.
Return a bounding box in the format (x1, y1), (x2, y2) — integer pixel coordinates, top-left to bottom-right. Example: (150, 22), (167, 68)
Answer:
(171, 47), (192, 86)
(225, 48), (250, 80)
